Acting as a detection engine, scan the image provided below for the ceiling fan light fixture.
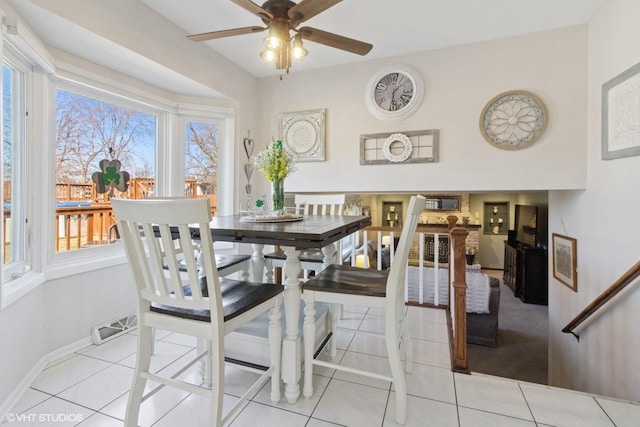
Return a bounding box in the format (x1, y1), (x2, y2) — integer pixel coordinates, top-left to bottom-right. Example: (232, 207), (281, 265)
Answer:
(275, 44), (290, 70)
(264, 20), (288, 50)
(260, 48), (277, 62)
(290, 34), (308, 60)
(187, 0), (372, 78)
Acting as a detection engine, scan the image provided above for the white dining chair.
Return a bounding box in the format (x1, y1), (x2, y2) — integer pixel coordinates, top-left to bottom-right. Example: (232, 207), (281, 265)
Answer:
(264, 194), (346, 283)
(112, 197), (284, 427)
(143, 196), (252, 280)
(301, 195), (426, 425)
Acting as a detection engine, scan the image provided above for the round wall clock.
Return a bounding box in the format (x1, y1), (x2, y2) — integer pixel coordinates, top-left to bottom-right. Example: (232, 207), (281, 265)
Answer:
(479, 90), (548, 150)
(365, 64), (424, 121)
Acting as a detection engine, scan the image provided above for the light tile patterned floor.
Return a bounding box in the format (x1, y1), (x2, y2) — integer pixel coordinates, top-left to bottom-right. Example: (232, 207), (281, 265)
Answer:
(4, 305), (640, 426)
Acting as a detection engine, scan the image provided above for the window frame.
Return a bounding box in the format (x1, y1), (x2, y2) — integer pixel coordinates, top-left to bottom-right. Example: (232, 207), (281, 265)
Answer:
(0, 18), (237, 303)
(44, 75), (237, 278)
(0, 42), (51, 308)
(177, 104), (235, 216)
(2, 50), (31, 288)
(47, 77), (165, 268)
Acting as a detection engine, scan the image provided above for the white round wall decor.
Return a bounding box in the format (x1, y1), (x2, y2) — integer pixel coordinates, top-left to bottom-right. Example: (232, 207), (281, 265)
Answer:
(479, 90), (548, 150)
(279, 109), (326, 162)
(365, 64), (424, 121)
(382, 133), (413, 163)
(284, 118), (318, 155)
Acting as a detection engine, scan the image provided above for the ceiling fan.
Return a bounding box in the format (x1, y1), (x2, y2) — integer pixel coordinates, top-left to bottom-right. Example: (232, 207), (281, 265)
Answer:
(187, 0), (373, 74)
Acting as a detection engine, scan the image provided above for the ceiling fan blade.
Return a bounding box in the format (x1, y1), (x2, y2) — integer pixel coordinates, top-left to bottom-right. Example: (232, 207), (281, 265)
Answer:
(298, 26), (373, 56)
(187, 26), (266, 42)
(231, 0), (273, 20)
(288, 0), (342, 24)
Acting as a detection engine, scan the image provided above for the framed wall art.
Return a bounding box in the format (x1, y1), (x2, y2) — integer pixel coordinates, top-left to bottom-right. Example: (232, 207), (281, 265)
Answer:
(360, 129), (439, 165)
(279, 108), (326, 162)
(552, 233), (577, 292)
(602, 61), (640, 160)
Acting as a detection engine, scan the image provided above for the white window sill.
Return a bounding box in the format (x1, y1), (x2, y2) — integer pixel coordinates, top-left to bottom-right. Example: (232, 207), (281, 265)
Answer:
(1, 271), (46, 310)
(45, 241), (235, 280)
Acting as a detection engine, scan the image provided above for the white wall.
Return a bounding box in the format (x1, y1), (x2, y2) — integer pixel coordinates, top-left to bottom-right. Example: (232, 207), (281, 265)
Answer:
(43, 265), (135, 352)
(548, 0), (640, 399)
(255, 26), (588, 195)
(0, 1), (261, 408)
(0, 289), (45, 407)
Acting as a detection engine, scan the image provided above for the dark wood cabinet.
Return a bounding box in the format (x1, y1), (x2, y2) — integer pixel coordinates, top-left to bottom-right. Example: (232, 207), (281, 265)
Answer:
(503, 241), (548, 305)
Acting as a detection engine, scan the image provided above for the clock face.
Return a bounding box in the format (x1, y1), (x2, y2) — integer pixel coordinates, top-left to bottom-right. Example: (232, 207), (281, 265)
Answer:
(365, 65), (424, 121)
(374, 72), (414, 112)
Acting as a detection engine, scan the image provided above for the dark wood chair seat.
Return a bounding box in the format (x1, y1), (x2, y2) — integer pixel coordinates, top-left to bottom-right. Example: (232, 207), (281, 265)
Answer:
(151, 277), (284, 322)
(302, 264), (388, 297)
(166, 254), (250, 273)
(216, 254), (251, 270)
(263, 249), (324, 263)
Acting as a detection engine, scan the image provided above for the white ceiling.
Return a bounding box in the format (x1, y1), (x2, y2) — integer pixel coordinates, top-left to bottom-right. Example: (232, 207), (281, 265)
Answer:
(140, 0), (607, 78)
(8, 0), (607, 89)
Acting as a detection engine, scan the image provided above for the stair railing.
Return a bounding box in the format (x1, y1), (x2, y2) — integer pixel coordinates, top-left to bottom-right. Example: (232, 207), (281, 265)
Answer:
(447, 215), (469, 372)
(562, 260), (640, 340)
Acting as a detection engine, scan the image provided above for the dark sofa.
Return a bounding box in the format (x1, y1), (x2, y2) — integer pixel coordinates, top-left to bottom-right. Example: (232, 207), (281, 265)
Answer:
(466, 276), (500, 347)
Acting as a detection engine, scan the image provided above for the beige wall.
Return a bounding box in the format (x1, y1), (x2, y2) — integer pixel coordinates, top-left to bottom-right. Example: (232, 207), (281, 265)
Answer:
(548, 0), (640, 399)
(254, 26), (588, 196)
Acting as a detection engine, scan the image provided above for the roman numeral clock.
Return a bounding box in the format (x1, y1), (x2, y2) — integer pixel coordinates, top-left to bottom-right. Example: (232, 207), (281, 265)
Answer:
(365, 65), (424, 121)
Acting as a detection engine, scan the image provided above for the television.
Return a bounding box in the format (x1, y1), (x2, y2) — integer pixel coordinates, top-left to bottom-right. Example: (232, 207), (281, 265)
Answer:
(515, 205), (539, 247)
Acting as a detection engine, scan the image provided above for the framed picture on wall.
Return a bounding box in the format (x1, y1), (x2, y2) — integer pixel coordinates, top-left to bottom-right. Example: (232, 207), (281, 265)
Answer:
(602, 61), (640, 160)
(552, 233), (577, 292)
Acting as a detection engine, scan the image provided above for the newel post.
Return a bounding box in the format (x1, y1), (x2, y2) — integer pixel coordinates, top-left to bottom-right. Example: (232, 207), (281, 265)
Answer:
(449, 220), (469, 372)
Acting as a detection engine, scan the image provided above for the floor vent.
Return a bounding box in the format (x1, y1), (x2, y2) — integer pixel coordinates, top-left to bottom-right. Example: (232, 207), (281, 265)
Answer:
(91, 314), (137, 345)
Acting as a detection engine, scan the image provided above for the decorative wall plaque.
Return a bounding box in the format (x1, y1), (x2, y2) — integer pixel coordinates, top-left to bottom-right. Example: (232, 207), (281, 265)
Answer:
(602, 61), (640, 160)
(360, 129), (439, 165)
(279, 108), (326, 162)
(480, 90), (547, 150)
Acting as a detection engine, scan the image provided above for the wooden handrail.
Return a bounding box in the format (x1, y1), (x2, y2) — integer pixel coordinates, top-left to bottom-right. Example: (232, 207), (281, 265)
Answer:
(562, 260), (640, 340)
(448, 215), (468, 372)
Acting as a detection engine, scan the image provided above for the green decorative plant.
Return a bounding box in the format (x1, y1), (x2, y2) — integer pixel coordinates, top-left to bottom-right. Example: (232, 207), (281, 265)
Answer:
(253, 139), (296, 210)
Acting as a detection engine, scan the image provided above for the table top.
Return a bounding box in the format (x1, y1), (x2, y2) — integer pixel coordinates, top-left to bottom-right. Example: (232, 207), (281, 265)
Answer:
(196, 214), (371, 249)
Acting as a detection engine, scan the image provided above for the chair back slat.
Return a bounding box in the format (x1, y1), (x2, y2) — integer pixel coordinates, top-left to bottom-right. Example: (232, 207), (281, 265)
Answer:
(112, 197), (222, 314)
(386, 195), (426, 309)
(295, 194), (345, 216)
(147, 222), (174, 297)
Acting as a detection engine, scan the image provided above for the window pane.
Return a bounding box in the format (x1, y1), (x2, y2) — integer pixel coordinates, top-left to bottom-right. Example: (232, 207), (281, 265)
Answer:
(54, 89), (156, 251)
(185, 121), (219, 215)
(2, 63), (26, 266)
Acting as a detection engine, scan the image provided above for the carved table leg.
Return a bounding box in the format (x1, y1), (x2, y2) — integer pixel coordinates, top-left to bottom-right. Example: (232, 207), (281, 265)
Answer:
(281, 245), (302, 404)
(251, 243), (265, 282)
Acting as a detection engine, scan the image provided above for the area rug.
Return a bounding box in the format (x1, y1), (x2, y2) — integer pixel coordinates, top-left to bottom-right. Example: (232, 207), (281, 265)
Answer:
(407, 269), (549, 385)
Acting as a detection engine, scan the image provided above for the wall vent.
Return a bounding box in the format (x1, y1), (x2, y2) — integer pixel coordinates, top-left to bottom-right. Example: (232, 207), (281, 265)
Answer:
(91, 314), (137, 345)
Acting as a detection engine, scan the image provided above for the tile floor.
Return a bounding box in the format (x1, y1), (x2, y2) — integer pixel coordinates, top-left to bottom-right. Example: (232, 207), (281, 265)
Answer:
(4, 305), (640, 426)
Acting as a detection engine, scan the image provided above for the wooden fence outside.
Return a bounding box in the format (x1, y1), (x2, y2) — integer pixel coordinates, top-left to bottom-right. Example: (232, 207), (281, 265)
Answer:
(4, 179), (215, 256)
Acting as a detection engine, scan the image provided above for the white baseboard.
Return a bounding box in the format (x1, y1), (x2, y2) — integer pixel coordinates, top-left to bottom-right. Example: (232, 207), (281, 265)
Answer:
(46, 337), (93, 367)
(0, 335), (93, 420)
(0, 356), (47, 420)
